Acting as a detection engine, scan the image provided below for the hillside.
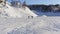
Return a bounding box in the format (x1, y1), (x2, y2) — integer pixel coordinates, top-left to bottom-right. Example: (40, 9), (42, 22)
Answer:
(0, 2), (38, 18)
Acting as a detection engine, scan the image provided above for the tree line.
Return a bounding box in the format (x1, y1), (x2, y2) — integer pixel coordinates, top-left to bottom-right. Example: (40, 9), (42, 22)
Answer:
(28, 4), (60, 12)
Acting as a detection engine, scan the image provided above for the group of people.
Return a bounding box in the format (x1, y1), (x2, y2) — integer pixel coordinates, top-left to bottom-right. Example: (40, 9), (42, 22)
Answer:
(28, 16), (33, 19)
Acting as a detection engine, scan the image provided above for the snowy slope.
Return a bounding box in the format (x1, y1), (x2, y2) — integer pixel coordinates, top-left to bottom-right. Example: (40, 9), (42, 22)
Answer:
(4, 4), (22, 18)
(0, 2), (38, 18)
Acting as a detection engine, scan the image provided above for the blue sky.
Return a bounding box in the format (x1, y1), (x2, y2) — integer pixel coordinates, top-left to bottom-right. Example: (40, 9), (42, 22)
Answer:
(7, 0), (60, 5)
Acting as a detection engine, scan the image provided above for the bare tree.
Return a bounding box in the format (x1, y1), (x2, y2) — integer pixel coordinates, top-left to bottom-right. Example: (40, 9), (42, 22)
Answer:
(0, 0), (3, 3)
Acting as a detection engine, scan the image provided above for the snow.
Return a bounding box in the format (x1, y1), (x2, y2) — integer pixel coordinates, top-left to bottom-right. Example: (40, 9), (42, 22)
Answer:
(4, 4), (22, 18)
(0, 2), (38, 18)
(0, 17), (60, 34)
(0, 1), (60, 34)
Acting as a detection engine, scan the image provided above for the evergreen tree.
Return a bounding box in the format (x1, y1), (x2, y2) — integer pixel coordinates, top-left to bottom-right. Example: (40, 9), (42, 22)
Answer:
(23, 1), (26, 6)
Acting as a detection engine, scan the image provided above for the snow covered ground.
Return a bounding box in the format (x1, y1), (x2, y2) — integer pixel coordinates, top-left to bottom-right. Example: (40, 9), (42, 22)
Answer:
(0, 1), (60, 34)
(0, 17), (60, 34)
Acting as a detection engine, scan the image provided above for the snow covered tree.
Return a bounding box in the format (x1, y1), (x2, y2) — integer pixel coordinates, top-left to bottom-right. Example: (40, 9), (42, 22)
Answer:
(23, 1), (26, 6)
(22, 1), (27, 9)
(11, 0), (16, 6)
(4, 0), (6, 6)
